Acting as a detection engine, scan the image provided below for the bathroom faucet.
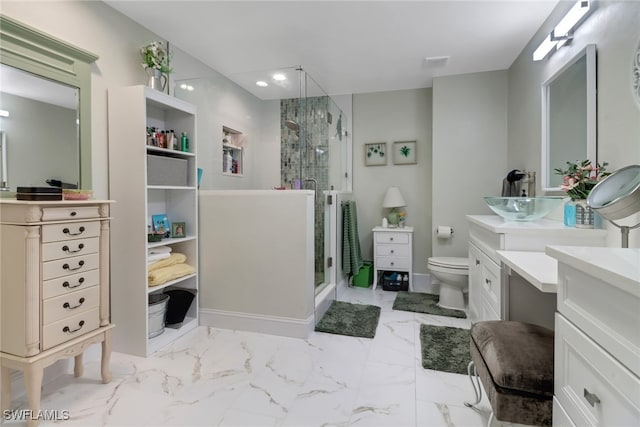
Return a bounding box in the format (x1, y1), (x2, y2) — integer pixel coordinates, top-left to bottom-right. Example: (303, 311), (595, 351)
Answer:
(521, 171), (536, 197)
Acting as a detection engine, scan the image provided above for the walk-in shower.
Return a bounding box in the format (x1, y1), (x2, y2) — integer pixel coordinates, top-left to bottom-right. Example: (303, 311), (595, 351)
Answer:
(279, 67), (348, 291)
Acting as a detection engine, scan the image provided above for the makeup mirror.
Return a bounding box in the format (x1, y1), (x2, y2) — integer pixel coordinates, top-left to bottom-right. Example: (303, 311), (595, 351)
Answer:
(541, 44), (597, 191)
(0, 15), (98, 193)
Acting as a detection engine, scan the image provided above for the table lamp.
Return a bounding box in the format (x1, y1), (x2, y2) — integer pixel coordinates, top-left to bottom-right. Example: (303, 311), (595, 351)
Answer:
(383, 186), (406, 227)
(587, 164), (640, 248)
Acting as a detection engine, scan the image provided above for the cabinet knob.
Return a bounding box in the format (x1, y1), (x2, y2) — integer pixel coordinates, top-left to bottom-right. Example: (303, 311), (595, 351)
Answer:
(485, 278), (491, 286)
(583, 388), (601, 407)
(389, 237), (394, 241)
(390, 249), (395, 254)
(390, 262), (395, 266)
(476, 259), (480, 265)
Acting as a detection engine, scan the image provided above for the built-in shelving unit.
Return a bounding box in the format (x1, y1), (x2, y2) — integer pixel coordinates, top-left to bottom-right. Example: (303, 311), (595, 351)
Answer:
(108, 85), (198, 357)
(222, 126), (244, 176)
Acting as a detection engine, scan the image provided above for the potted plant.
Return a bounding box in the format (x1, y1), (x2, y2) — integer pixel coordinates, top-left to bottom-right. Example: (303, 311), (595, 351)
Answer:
(555, 159), (610, 227)
(140, 41), (171, 91)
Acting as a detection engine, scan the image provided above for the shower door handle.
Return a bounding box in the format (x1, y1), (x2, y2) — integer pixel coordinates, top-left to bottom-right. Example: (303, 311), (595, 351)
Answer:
(303, 178), (318, 199)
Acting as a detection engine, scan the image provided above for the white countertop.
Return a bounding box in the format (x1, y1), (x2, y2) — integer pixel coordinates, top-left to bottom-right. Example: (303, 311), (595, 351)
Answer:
(467, 214), (607, 236)
(497, 250), (558, 293)
(546, 246), (640, 297)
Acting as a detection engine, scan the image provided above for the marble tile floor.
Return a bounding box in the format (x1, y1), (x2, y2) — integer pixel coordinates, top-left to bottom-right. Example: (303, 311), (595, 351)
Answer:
(6, 288), (508, 427)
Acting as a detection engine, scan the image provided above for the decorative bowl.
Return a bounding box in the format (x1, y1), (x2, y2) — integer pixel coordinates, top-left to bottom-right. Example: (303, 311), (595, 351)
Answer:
(62, 189), (93, 200)
(484, 196), (568, 221)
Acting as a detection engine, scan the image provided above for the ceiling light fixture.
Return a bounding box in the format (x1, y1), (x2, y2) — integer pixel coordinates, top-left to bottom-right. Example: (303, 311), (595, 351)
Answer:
(272, 73), (287, 81)
(532, 0), (591, 62)
(256, 81), (268, 87)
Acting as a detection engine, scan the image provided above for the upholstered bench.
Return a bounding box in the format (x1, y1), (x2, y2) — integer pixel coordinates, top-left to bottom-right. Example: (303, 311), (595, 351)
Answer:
(464, 321), (554, 426)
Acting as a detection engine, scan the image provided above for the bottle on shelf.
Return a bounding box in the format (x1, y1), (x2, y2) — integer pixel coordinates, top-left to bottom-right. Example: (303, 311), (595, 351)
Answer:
(181, 132), (189, 152)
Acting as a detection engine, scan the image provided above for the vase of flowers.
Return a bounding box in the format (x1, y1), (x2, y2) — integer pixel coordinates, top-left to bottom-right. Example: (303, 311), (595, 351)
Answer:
(140, 41), (171, 92)
(555, 160), (610, 228)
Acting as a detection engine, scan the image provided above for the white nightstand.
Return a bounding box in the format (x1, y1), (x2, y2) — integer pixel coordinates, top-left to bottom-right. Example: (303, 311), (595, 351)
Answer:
(372, 226), (413, 291)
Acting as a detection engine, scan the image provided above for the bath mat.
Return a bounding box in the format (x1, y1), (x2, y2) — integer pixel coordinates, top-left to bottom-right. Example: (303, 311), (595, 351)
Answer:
(420, 324), (470, 374)
(315, 300), (381, 338)
(392, 292), (467, 319)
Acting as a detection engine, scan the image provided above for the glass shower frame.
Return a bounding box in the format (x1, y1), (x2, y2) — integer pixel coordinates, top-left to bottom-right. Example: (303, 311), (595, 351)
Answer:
(280, 68), (348, 289)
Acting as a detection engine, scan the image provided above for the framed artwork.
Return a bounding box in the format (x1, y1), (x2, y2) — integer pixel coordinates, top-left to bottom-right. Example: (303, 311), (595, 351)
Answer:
(152, 214), (170, 237)
(171, 222), (186, 238)
(364, 142), (387, 166)
(393, 141), (417, 165)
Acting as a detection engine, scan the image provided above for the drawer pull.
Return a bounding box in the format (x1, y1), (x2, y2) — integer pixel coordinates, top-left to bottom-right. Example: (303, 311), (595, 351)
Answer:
(390, 249), (395, 254)
(389, 237), (394, 241)
(70, 211), (77, 217)
(62, 226), (85, 236)
(63, 260), (85, 271)
(62, 243), (85, 254)
(485, 278), (492, 285)
(390, 261), (395, 266)
(63, 297), (86, 310)
(63, 277), (85, 289)
(63, 320), (85, 334)
(476, 259), (480, 265)
(584, 388), (601, 407)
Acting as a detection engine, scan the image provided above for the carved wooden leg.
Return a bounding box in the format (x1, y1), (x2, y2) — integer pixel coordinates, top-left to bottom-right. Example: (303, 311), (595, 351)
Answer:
(1, 365), (11, 412)
(74, 353), (84, 378)
(101, 329), (112, 384)
(24, 360), (44, 427)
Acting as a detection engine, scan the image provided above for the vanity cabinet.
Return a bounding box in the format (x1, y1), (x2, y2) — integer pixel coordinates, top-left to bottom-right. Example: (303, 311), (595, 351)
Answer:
(467, 215), (607, 324)
(547, 246), (640, 426)
(108, 86), (198, 357)
(0, 200), (114, 426)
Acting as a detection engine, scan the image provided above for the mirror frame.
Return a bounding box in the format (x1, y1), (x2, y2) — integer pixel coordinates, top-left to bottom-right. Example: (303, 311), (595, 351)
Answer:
(541, 43), (597, 192)
(0, 14), (98, 189)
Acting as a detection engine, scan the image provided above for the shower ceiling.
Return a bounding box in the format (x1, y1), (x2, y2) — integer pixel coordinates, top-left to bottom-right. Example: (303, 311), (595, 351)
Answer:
(105, 0), (559, 100)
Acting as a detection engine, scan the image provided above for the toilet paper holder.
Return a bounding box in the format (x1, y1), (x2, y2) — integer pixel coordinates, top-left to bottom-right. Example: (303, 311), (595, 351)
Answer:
(436, 226), (454, 239)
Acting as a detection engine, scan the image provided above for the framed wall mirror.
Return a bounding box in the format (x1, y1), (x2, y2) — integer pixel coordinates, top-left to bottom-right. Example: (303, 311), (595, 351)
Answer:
(0, 15), (98, 193)
(541, 44), (596, 191)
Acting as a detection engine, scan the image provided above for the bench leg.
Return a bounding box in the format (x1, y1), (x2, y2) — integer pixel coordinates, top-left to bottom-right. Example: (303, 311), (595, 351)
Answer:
(464, 361), (483, 408)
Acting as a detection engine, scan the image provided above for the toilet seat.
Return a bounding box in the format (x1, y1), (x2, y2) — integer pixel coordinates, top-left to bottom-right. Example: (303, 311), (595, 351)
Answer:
(428, 257), (468, 272)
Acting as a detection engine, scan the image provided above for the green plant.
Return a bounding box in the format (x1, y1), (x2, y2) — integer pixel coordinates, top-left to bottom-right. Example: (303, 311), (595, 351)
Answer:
(140, 41), (172, 74)
(554, 159), (610, 200)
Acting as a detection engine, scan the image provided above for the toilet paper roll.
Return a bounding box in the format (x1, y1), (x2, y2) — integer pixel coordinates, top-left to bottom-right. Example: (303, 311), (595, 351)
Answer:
(436, 226), (453, 239)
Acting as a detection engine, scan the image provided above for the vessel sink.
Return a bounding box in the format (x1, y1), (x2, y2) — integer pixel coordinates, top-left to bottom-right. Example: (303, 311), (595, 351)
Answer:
(484, 196), (568, 221)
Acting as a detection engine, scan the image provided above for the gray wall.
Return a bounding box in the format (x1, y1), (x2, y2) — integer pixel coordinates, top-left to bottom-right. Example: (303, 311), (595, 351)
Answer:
(352, 88), (432, 274)
(432, 71), (509, 257)
(508, 0), (640, 247)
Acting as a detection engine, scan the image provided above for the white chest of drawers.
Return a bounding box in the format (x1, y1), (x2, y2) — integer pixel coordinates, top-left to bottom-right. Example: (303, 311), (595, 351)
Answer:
(547, 246), (640, 427)
(0, 200), (114, 427)
(372, 226), (413, 291)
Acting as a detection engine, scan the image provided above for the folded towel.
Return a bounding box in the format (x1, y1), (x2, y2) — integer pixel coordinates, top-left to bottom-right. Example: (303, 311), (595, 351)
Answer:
(148, 263), (196, 287)
(148, 253), (187, 272)
(148, 252), (171, 263)
(148, 245), (172, 255)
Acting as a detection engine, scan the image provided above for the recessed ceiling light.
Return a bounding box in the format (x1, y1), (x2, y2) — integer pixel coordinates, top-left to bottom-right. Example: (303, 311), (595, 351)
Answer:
(256, 81), (268, 87)
(273, 73), (287, 81)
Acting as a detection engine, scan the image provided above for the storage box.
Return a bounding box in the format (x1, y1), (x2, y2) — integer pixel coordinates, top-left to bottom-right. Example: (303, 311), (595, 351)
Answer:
(382, 271), (409, 292)
(16, 186), (62, 201)
(353, 261), (373, 287)
(147, 154), (188, 186)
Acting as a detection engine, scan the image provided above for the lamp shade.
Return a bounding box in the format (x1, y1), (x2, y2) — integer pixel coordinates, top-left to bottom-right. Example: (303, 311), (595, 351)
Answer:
(383, 186), (406, 208)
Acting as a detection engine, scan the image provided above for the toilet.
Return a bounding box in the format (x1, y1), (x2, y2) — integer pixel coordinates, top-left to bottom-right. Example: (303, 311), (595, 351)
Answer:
(427, 257), (469, 310)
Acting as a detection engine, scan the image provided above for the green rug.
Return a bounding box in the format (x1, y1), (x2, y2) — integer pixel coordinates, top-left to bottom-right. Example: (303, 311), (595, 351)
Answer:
(420, 324), (470, 374)
(392, 292), (467, 319)
(315, 300), (381, 338)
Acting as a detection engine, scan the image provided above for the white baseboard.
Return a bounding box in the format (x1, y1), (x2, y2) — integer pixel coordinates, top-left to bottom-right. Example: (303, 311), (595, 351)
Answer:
(314, 283), (336, 325)
(199, 309), (314, 339)
(336, 277), (349, 300)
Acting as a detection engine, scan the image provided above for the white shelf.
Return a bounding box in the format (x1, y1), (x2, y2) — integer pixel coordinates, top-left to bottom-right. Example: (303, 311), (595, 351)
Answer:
(147, 145), (195, 157)
(147, 316), (198, 354)
(108, 85), (199, 357)
(147, 273), (197, 294)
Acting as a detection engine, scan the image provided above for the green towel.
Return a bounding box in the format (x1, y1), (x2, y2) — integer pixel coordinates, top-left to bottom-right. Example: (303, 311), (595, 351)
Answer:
(342, 201), (363, 276)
